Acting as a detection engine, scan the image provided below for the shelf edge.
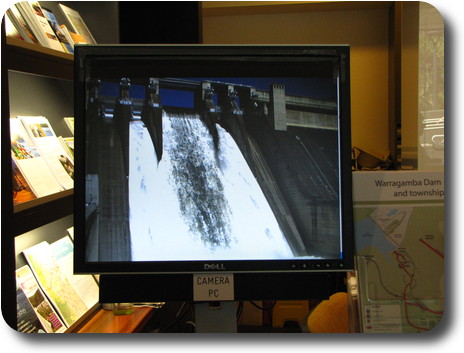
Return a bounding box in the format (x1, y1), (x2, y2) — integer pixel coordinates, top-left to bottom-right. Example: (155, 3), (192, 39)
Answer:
(12, 190), (74, 236)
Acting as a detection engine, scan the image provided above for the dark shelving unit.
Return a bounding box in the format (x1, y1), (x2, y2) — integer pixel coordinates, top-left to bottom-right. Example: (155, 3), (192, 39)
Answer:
(1, 1), (201, 332)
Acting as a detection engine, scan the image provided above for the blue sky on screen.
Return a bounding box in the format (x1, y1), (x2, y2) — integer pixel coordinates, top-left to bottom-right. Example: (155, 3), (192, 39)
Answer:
(99, 77), (336, 109)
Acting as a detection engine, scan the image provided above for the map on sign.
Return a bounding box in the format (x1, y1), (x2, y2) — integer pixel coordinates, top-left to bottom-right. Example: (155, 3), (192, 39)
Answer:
(352, 171), (444, 333)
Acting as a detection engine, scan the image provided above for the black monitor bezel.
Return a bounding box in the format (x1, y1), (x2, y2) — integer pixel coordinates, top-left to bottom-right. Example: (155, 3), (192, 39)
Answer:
(73, 44), (354, 275)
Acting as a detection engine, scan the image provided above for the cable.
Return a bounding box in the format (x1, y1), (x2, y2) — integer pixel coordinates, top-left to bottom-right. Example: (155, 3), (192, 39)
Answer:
(249, 300), (276, 311)
(183, 321), (196, 333)
(159, 302), (193, 333)
(236, 301), (244, 321)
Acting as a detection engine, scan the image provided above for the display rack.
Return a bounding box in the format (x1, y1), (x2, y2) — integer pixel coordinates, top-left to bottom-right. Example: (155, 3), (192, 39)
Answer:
(2, 1), (200, 332)
(2, 27), (77, 327)
(2, 32), (158, 333)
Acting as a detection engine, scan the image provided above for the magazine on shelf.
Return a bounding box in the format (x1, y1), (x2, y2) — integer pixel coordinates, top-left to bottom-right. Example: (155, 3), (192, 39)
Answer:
(63, 117), (74, 135)
(58, 136), (74, 163)
(19, 116), (74, 190)
(63, 137), (74, 152)
(16, 281), (46, 333)
(16, 265), (66, 333)
(59, 3), (97, 44)
(10, 117), (63, 198)
(41, 6), (74, 54)
(59, 24), (75, 49)
(22, 241), (92, 327)
(15, 2), (46, 46)
(59, 25), (88, 48)
(11, 158), (37, 205)
(5, 13), (24, 40)
(50, 236), (99, 310)
(69, 31), (88, 45)
(16, 2), (65, 52)
(67, 226), (74, 240)
(6, 6), (40, 44)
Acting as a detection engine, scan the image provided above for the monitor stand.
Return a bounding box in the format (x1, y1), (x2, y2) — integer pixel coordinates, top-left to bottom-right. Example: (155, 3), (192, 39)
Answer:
(194, 301), (237, 333)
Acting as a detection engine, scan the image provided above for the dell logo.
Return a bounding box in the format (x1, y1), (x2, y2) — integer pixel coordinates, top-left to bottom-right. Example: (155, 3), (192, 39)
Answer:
(204, 263), (226, 271)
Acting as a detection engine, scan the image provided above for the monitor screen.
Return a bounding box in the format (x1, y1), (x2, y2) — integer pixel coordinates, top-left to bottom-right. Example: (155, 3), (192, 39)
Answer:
(74, 45), (354, 276)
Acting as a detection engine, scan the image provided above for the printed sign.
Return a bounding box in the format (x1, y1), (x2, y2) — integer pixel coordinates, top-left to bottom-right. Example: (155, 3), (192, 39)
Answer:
(193, 274), (234, 301)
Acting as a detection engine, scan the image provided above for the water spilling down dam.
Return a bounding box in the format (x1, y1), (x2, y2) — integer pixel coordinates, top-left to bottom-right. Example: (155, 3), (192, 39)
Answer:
(85, 78), (341, 262)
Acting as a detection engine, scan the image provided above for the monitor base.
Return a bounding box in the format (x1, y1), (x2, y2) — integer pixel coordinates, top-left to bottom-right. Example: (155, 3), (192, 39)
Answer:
(194, 301), (237, 333)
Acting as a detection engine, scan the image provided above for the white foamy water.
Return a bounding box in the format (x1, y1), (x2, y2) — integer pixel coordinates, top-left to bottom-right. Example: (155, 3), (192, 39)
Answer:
(128, 112), (293, 261)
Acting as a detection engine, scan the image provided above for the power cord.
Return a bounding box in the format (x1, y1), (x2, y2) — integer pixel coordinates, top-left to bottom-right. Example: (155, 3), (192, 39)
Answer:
(159, 302), (193, 333)
(249, 300), (276, 311)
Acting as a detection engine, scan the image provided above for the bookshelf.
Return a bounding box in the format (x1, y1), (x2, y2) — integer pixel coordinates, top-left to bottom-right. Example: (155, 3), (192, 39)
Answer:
(3, 24), (145, 335)
(2, 1), (202, 333)
(2, 2), (108, 332)
(2, 24), (79, 330)
(3, 0), (135, 332)
(6, 36), (73, 78)
(6, 37), (75, 237)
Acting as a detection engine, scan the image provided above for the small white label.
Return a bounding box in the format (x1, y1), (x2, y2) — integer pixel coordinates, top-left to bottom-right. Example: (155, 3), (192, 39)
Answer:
(193, 274), (234, 301)
(363, 304), (403, 333)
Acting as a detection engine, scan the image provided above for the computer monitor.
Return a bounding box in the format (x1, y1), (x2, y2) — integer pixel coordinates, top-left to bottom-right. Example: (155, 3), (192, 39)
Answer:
(74, 45), (353, 305)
